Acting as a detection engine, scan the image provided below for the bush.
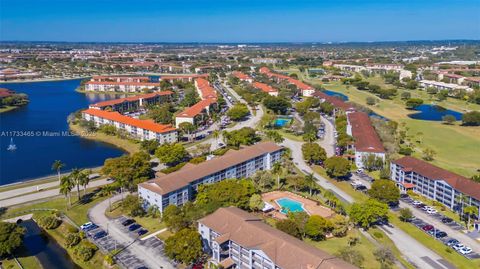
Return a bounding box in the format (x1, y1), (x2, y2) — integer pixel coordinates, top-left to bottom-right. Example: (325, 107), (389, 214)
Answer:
(104, 254), (115, 266)
(373, 231), (383, 238)
(73, 241), (98, 262)
(65, 233), (81, 248)
(65, 223), (79, 233)
(37, 216), (62, 229)
(212, 147), (229, 156)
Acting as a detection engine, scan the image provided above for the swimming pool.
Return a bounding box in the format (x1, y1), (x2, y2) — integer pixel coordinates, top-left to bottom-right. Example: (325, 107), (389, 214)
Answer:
(276, 198), (305, 214)
(274, 118), (292, 127)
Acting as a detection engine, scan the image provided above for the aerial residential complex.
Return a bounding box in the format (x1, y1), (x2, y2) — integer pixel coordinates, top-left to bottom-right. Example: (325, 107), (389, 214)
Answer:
(88, 91), (173, 112)
(138, 142), (283, 212)
(346, 111), (386, 169)
(81, 108), (178, 143)
(390, 156), (480, 212)
(259, 67), (315, 97)
(175, 77), (218, 127)
(232, 71), (279, 96)
(198, 207), (357, 269)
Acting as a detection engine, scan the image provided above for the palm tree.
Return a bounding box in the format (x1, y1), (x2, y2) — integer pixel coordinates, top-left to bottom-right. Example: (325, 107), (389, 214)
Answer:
(455, 193), (469, 216)
(101, 185), (117, 212)
(51, 160), (65, 184)
(304, 173), (316, 196)
(212, 130), (220, 144)
(463, 206), (478, 230)
(70, 168), (84, 201)
(59, 175), (73, 209)
(272, 162), (283, 190)
(81, 170), (91, 197)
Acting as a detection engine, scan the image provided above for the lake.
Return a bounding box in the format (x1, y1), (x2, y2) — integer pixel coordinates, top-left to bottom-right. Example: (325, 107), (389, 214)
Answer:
(323, 89), (349, 101)
(407, 104), (463, 121)
(0, 79), (126, 185)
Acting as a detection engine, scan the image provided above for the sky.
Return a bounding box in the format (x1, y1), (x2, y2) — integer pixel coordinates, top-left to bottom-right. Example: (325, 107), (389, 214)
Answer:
(0, 0), (479, 43)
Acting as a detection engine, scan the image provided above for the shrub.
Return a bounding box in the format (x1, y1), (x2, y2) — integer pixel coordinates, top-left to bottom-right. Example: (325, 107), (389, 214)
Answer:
(445, 247), (452, 253)
(373, 231), (383, 238)
(104, 254), (115, 266)
(160, 162), (187, 174)
(65, 233), (81, 248)
(73, 241), (98, 262)
(37, 216), (62, 229)
(65, 223), (79, 233)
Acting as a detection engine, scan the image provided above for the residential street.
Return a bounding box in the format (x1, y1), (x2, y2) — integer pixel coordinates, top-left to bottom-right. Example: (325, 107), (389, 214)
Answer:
(88, 194), (174, 269)
(319, 114), (335, 157)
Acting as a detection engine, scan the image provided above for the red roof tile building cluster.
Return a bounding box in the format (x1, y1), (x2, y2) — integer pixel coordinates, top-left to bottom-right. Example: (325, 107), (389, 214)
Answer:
(346, 112), (385, 153)
(89, 91), (173, 111)
(175, 78), (218, 127)
(259, 67), (315, 96)
(232, 71), (278, 96)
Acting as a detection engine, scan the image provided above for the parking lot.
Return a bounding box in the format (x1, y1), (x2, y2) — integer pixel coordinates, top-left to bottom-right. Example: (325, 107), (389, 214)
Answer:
(84, 216), (175, 269)
(401, 196), (480, 260)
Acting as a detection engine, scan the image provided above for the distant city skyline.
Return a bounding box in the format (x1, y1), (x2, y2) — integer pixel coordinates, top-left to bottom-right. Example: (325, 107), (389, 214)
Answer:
(1, 0), (479, 42)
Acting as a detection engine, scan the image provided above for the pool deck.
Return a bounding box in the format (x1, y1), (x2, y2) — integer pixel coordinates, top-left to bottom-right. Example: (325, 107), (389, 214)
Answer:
(262, 191), (335, 219)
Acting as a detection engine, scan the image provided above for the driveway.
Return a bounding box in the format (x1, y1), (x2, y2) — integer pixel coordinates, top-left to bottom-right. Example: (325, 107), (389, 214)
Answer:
(88, 194), (175, 269)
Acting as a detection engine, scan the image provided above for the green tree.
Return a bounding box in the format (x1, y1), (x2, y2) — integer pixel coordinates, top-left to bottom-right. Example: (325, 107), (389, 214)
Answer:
(164, 228), (203, 264)
(140, 140), (160, 155)
(70, 168), (86, 201)
(337, 247), (364, 267)
(287, 211), (310, 237)
(121, 195), (145, 217)
(0, 222), (25, 257)
(331, 214), (349, 237)
(178, 122), (196, 141)
(249, 194), (265, 212)
(368, 179), (400, 205)
(349, 199), (389, 229)
(305, 215), (333, 241)
(405, 98), (423, 109)
(276, 219), (301, 239)
(196, 179), (256, 211)
(374, 247), (395, 269)
(155, 143), (189, 166)
(304, 173), (316, 196)
(422, 147), (436, 161)
(263, 96), (291, 114)
(265, 130), (284, 143)
(462, 111), (480, 126)
(147, 104), (174, 124)
(227, 104), (250, 121)
(59, 175), (74, 209)
(324, 157), (351, 179)
(399, 208), (413, 222)
(400, 91), (411, 100)
(222, 127), (259, 148)
(366, 97), (376, 106)
(362, 154), (384, 171)
(302, 143), (327, 164)
(442, 114), (456, 125)
(51, 160), (65, 184)
(162, 205), (188, 232)
(463, 206), (479, 229)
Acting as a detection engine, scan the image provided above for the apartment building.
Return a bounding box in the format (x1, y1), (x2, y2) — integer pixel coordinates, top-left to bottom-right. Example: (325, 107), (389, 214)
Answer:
(259, 67), (314, 97)
(138, 142), (283, 212)
(81, 108), (177, 143)
(232, 71), (278, 96)
(346, 111), (386, 169)
(419, 80), (473, 93)
(198, 207), (357, 269)
(84, 81), (160, 93)
(391, 157), (480, 213)
(89, 91), (173, 113)
(175, 78), (218, 127)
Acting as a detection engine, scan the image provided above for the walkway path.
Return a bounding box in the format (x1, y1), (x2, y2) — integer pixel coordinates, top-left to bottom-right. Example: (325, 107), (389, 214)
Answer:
(141, 228), (168, 241)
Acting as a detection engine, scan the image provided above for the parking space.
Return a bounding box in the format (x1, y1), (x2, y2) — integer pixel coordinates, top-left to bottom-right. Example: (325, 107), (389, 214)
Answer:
(401, 196), (479, 260)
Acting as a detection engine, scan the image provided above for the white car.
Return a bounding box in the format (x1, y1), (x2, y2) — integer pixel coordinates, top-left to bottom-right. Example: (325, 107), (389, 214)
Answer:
(80, 222), (93, 230)
(459, 247), (472, 255)
(452, 243), (465, 251)
(426, 209), (437, 214)
(412, 200), (422, 205)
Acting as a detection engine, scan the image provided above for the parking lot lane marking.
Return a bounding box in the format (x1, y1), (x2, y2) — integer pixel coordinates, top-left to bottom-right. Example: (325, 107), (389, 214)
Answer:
(420, 257), (448, 269)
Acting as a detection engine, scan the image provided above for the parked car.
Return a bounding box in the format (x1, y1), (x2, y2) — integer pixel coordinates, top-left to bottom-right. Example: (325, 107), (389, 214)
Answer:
(128, 224), (141, 231)
(426, 209), (438, 215)
(84, 223), (99, 231)
(422, 225), (434, 231)
(446, 239), (459, 246)
(441, 217), (453, 224)
(412, 200), (422, 205)
(435, 231), (447, 238)
(122, 219), (135, 226)
(459, 247), (472, 255)
(93, 231), (107, 239)
(137, 229), (148, 236)
(452, 243), (465, 251)
(80, 222), (93, 230)
(415, 203), (426, 208)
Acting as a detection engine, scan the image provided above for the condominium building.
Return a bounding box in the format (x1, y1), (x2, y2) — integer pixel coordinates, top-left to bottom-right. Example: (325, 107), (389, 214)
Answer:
(81, 108), (177, 143)
(175, 78), (218, 127)
(259, 67), (314, 97)
(84, 81), (160, 93)
(391, 157), (480, 213)
(198, 207), (357, 269)
(346, 111), (386, 169)
(89, 91), (173, 113)
(419, 80), (473, 93)
(138, 142), (283, 212)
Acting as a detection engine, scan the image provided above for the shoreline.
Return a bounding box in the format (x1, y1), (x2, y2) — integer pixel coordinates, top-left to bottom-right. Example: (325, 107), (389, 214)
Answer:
(0, 76), (90, 84)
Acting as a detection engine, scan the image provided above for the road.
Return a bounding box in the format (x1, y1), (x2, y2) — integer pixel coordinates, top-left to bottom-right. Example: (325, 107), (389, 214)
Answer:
(319, 114), (336, 157)
(88, 194), (174, 269)
(0, 178), (110, 208)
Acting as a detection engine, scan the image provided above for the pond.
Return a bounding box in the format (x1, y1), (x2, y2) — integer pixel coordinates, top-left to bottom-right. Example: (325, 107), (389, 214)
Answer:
(322, 90), (349, 101)
(407, 104), (463, 121)
(20, 219), (79, 269)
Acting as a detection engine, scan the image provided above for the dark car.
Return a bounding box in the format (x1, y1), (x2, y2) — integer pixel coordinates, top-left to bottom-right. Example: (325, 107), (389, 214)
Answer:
(400, 193), (409, 198)
(84, 224), (99, 231)
(441, 217), (453, 224)
(93, 231), (107, 239)
(435, 231), (447, 238)
(355, 185), (367, 191)
(128, 224), (141, 231)
(122, 219), (135, 226)
(446, 239), (459, 246)
(137, 229), (148, 236)
(422, 225), (434, 231)
(416, 203), (426, 208)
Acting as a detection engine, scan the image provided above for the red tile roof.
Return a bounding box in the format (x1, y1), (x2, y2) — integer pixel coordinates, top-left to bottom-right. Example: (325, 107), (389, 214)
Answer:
(82, 108), (176, 133)
(92, 76), (150, 82)
(393, 156), (480, 200)
(312, 91), (355, 111)
(252, 82), (278, 94)
(176, 99), (215, 118)
(90, 91), (173, 108)
(347, 112), (385, 153)
(0, 88), (15, 98)
(259, 67), (313, 91)
(195, 78), (217, 100)
(232, 71), (252, 81)
(161, 74), (208, 80)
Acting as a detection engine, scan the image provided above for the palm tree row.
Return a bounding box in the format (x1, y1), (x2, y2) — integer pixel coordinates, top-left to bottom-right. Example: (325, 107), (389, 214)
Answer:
(58, 168), (91, 209)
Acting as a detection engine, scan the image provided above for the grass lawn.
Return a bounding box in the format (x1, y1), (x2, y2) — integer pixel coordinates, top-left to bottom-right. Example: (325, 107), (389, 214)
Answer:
(69, 123), (140, 154)
(1, 252), (42, 269)
(0, 106), (19, 113)
(367, 228), (415, 269)
(307, 77), (480, 177)
(307, 229), (385, 269)
(156, 230), (174, 241)
(312, 166), (368, 203)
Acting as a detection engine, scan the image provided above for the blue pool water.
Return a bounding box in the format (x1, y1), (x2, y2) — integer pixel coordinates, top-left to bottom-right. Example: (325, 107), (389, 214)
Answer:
(323, 90), (349, 101)
(274, 118), (291, 127)
(407, 104), (463, 121)
(276, 198), (305, 214)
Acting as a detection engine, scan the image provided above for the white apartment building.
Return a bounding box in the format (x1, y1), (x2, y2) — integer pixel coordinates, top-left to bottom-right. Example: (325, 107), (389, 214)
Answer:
(138, 142), (283, 212)
(419, 80), (473, 93)
(82, 109), (177, 143)
(84, 81), (159, 93)
(198, 207), (357, 269)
